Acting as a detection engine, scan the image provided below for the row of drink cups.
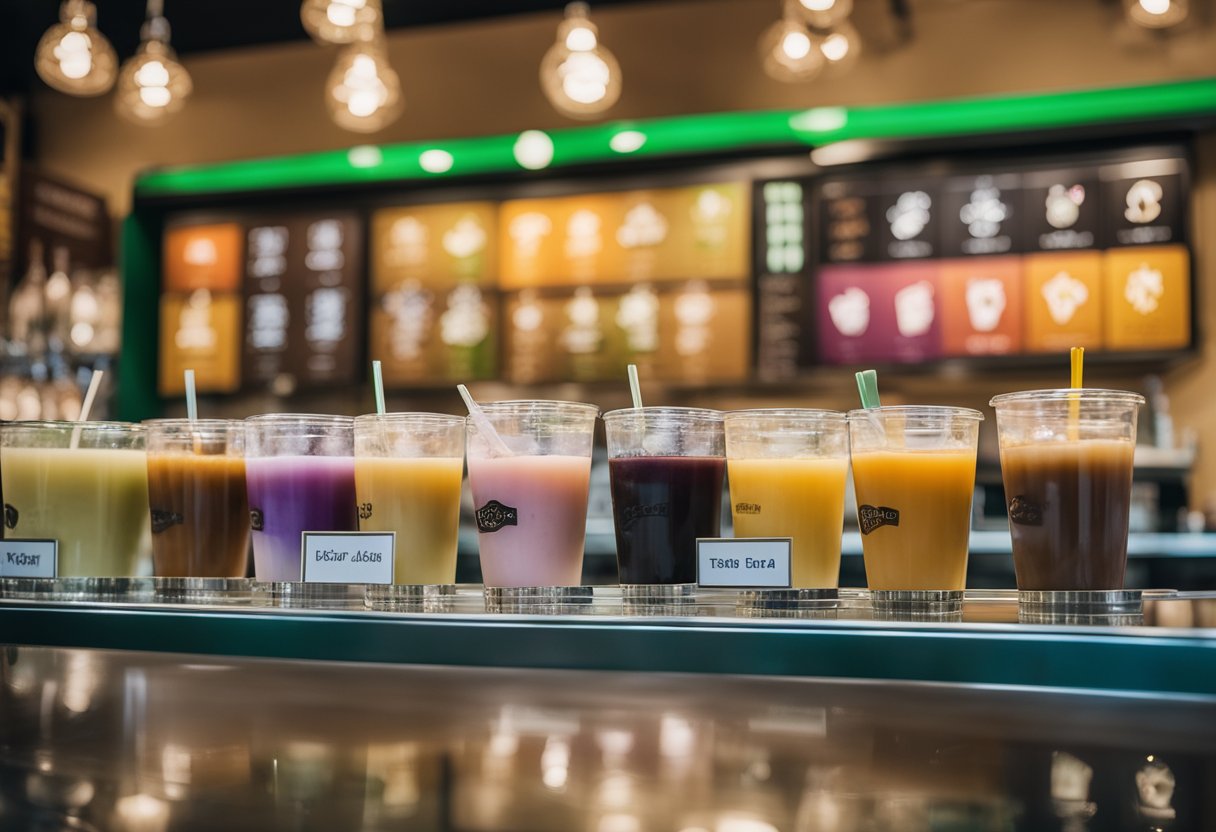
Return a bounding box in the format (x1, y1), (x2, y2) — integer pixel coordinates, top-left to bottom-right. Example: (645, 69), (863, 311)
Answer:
(0, 387), (1142, 592)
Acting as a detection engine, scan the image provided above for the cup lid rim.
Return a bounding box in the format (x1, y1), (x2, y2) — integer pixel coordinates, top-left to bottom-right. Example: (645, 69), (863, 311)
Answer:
(723, 408), (846, 421)
(602, 406), (724, 422)
(846, 406), (985, 421)
(473, 400), (600, 416)
(0, 419), (144, 431)
(142, 417), (243, 427)
(243, 413), (355, 423)
(989, 388), (1147, 406)
(355, 412), (465, 424)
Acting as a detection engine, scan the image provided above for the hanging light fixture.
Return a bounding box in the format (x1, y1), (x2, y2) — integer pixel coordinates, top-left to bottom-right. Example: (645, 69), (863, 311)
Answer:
(301, 0), (383, 44)
(759, 3), (824, 83)
(540, 2), (622, 119)
(114, 0), (192, 125)
(325, 26), (403, 133)
(1125, 0), (1188, 28)
(34, 0), (118, 96)
(819, 19), (861, 71)
(791, 0), (853, 29)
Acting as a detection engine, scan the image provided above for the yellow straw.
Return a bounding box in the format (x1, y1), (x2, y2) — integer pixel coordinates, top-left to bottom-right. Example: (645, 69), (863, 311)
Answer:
(1069, 347), (1084, 440)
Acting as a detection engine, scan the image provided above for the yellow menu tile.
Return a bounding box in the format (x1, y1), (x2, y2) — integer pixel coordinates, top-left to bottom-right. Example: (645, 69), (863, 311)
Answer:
(1023, 252), (1103, 353)
(370, 201), (497, 293)
(164, 224), (243, 293)
(370, 285), (498, 384)
(1102, 245), (1191, 351)
(158, 291), (241, 394)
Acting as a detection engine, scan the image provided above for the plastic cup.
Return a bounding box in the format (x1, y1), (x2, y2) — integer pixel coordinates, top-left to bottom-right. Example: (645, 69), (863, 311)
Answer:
(354, 413), (465, 585)
(0, 421), (149, 577)
(847, 406), (983, 592)
(466, 400), (597, 588)
(145, 419), (250, 578)
(244, 414), (356, 582)
(725, 409), (848, 589)
(990, 389), (1144, 592)
(603, 407), (725, 586)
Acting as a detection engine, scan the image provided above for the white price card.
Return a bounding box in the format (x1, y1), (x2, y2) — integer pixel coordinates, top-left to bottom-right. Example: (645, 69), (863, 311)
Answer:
(0, 539), (58, 579)
(696, 538), (792, 589)
(301, 532), (395, 585)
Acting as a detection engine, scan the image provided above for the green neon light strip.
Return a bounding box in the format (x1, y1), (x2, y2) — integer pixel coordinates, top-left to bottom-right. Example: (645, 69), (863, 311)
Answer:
(134, 77), (1216, 198)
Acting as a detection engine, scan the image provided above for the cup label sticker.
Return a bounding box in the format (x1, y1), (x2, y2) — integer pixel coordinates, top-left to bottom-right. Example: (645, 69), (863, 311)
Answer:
(300, 532), (395, 584)
(859, 505), (900, 535)
(0, 539), (58, 579)
(1008, 496), (1043, 526)
(3, 504), (18, 530)
(697, 538), (792, 589)
(358, 502), (373, 521)
(621, 502), (668, 529)
(150, 509), (185, 534)
(734, 502), (761, 515)
(250, 508), (265, 531)
(476, 500), (518, 533)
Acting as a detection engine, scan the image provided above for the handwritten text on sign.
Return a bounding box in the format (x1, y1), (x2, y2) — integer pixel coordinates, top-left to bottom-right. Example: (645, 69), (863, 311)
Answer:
(0, 539), (58, 579)
(696, 538), (792, 588)
(301, 532), (395, 584)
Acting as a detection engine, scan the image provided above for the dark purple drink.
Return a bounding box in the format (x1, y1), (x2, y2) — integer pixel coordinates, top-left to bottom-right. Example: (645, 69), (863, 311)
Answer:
(609, 456), (725, 584)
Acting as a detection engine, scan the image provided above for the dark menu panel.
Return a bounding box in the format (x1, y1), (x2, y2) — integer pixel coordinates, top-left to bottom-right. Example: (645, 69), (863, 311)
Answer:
(1100, 158), (1186, 248)
(1021, 167), (1100, 252)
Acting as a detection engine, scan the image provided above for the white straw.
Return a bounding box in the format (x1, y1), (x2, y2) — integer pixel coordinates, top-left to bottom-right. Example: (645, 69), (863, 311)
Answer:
(457, 384), (513, 457)
(184, 369), (198, 423)
(627, 364), (643, 410)
(70, 369), (104, 449)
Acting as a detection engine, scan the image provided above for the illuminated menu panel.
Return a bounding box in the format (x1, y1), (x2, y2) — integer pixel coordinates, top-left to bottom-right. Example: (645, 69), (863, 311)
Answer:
(817, 264), (942, 365)
(164, 223), (243, 292)
(1022, 252), (1103, 353)
(293, 214), (363, 387)
(371, 202), (497, 291)
(1102, 245), (1190, 351)
(938, 257), (1023, 356)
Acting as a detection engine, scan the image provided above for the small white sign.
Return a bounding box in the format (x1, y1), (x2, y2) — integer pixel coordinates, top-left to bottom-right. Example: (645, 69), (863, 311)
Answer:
(0, 539), (58, 579)
(697, 538), (792, 589)
(301, 532), (395, 585)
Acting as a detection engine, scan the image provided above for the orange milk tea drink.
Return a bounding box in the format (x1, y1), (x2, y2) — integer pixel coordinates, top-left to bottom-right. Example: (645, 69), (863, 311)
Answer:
(725, 409), (848, 588)
(847, 407), (983, 591)
(354, 413), (465, 585)
(465, 401), (598, 587)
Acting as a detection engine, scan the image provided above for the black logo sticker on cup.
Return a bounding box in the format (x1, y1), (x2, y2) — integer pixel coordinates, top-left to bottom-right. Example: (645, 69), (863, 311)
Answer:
(475, 500), (518, 533)
(859, 505), (900, 535)
(622, 502), (668, 530)
(735, 502), (761, 516)
(4, 503), (17, 530)
(1008, 496), (1043, 526)
(358, 502), (373, 521)
(150, 509), (184, 534)
(250, 508), (265, 532)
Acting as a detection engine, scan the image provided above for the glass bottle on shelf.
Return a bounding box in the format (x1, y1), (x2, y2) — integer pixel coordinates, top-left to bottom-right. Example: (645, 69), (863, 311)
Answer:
(9, 238), (49, 360)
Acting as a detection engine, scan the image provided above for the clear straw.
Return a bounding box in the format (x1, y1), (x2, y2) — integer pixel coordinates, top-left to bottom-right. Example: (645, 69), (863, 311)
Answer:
(69, 369), (105, 450)
(372, 360), (386, 416)
(627, 364), (643, 410)
(457, 384), (513, 457)
(184, 369), (198, 423)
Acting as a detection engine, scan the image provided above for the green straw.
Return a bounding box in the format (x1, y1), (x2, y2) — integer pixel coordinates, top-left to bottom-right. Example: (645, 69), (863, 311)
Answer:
(855, 369), (881, 409)
(372, 360), (386, 416)
(184, 369), (198, 423)
(627, 364), (643, 410)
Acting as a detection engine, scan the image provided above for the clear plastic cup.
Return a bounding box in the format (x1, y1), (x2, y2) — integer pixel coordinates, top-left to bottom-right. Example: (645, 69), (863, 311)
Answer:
(725, 409), (849, 589)
(603, 407), (725, 586)
(145, 418), (250, 578)
(0, 421), (149, 577)
(466, 401), (597, 588)
(244, 414), (356, 582)
(990, 389), (1144, 592)
(847, 406), (983, 592)
(354, 413), (465, 585)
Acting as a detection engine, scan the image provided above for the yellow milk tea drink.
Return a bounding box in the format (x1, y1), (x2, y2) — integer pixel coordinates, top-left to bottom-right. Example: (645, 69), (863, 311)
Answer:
(728, 457), (848, 588)
(355, 456), (464, 584)
(850, 449), (977, 591)
(2, 445), (150, 576)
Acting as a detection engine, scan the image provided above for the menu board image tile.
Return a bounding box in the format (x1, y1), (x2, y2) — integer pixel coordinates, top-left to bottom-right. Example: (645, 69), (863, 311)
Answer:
(939, 257), (1023, 356)
(500, 194), (623, 288)
(651, 182), (750, 282)
(817, 263), (942, 365)
(371, 284), (498, 385)
(1021, 167), (1100, 252)
(159, 291), (241, 395)
(291, 214), (363, 387)
(370, 201), (497, 292)
(503, 288), (628, 384)
(164, 223), (243, 293)
(817, 179), (879, 264)
(876, 180), (940, 261)
(1100, 156), (1185, 248)
(654, 283), (750, 383)
(243, 223), (291, 387)
(1023, 251), (1103, 353)
(939, 173), (1022, 258)
(1102, 245), (1191, 351)
(881, 262), (943, 363)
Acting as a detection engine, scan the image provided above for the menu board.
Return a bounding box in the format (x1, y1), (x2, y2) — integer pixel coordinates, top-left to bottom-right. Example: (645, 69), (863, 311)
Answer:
(755, 180), (810, 381)
(806, 144), (1192, 366)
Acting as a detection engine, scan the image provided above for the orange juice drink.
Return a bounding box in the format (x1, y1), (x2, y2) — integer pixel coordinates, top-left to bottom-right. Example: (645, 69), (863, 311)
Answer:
(847, 407), (983, 592)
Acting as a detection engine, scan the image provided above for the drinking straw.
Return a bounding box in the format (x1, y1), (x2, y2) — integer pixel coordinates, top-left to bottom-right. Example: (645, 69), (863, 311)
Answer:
(1069, 346), (1084, 440)
(184, 369), (198, 424)
(627, 364), (643, 410)
(372, 360), (386, 416)
(855, 369), (881, 409)
(69, 369), (105, 450)
(457, 384), (513, 457)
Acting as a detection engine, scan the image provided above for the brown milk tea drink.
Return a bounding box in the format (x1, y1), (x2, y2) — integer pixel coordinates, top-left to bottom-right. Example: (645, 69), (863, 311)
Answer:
(1, 421), (150, 577)
(991, 389), (1144, 592)
(145, 419), (250, 578)
(465, 400), (598, 587)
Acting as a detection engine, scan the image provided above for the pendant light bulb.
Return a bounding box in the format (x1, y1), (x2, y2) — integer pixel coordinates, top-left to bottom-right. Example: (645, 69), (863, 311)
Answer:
(793, 0), (853, 29)
(34, 0), (118, 96)
(115, 0), (192, 125)
(301, 0), (383, 44)
(819, 19), (861, 71)
(759, 9), (824, 83)
(1126, 0), (1188, 28)
(325, 28), (404, 133)
(540, 2), (622, 119)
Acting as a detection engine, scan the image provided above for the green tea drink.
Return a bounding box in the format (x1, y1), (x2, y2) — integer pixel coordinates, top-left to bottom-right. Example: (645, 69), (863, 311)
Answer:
(1, 422), (150, 577)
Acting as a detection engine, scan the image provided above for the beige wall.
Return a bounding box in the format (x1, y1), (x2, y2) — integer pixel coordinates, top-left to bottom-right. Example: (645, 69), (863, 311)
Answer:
(24, 0), (1216, 504)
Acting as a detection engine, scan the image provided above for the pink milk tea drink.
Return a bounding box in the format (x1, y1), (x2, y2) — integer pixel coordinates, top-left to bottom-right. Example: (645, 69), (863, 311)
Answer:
(244, 415), (357, 582)
(465, 400), (598, 587)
